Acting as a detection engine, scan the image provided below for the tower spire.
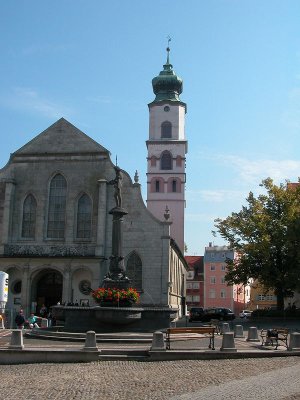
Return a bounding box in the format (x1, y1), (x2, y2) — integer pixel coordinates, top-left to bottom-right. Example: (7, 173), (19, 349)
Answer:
(166, 36), (171, 65)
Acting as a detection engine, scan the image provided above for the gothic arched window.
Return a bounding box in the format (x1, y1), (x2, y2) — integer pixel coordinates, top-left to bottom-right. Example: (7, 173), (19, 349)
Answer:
(77, 194), (92, 239)
(47, 174), (67, 239)
(126, 252), (142, 290)
(161, 121), (172, 138)
(161, 151), (172, 170)
(22, 194), (37, 238)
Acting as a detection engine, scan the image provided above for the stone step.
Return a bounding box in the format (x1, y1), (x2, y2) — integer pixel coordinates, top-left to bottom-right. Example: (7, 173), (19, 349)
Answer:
(100, 349), (149, 356)
(99, 354), (149, 361)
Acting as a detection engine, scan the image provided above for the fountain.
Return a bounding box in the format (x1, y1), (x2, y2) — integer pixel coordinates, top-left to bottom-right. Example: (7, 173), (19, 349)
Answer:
(52, 167), (177, 333)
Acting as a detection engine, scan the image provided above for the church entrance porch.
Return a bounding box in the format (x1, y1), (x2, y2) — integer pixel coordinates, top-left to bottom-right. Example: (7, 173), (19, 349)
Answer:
(31, 270), (63, 315)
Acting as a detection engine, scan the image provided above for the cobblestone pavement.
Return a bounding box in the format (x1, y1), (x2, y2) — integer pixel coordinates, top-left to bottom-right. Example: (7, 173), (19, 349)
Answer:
(0, 357), (299, 400)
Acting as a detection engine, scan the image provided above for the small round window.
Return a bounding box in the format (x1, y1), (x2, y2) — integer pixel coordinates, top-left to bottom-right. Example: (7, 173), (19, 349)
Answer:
(11, 280), (22, 294)
(164, 106), (170, 112)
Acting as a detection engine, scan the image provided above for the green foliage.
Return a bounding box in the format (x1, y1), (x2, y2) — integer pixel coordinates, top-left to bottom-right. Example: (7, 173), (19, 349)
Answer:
(251, 308), (300, 318)
(214, 178), (300, 310)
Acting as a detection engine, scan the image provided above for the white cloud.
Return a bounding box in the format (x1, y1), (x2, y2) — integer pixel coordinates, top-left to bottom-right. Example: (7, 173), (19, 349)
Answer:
(185, 212), (219, 223)
(0, 87), (72, 119)
(221, 155), (300, 184)
(187, 189), (246, 203)
(198, 151), (300, 185)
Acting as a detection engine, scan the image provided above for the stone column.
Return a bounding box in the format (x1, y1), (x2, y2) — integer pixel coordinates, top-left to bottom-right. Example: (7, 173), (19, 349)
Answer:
(20, 265), (30, 316)
(95, 179), (107, 257)
(0, 179), (16, 253)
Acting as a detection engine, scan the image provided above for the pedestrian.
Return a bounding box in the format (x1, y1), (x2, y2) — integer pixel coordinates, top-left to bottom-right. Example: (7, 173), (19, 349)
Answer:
(39, 304), (47, 317)
(27, 313), (39, 329)
(47, 310), (53, 328)
(15, 309), (25, 329)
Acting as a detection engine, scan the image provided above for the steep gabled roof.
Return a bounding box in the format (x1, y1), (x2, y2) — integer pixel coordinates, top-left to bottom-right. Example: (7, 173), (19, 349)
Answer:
(13, 118), (109, 156)
(185, 255), (204, 274)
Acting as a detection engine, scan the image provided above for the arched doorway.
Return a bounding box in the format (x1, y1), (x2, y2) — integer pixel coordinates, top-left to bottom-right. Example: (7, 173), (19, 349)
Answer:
(33, 270), (63, 314)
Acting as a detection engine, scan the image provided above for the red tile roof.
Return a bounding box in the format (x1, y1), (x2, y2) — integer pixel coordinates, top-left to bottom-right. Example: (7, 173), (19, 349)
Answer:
(185, 256), (204, 273)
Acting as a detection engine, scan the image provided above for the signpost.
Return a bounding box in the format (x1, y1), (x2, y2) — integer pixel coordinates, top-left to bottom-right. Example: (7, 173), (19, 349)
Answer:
(0, 271), (9, 328)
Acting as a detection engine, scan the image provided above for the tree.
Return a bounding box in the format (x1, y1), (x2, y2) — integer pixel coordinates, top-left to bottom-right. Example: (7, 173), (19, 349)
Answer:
(213, 178), (300, 310)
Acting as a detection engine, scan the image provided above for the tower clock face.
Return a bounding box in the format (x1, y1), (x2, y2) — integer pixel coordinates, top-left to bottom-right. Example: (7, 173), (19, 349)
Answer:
(164, 106), (170, 112)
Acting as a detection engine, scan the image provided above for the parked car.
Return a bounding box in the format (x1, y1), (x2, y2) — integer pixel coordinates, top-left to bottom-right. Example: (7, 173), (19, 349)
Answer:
(201, 307), (235, 322)
(239, 310), (253, 318)
(189, 307), (205, 322)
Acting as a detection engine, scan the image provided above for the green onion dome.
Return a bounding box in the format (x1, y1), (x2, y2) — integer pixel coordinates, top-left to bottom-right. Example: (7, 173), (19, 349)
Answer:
(151, 46), (183, 103)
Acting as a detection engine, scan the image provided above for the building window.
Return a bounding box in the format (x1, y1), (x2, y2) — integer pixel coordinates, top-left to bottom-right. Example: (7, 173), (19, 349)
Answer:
(210, 265), (215, 271)
(77, 194), (92, 239)
(22, 194), (36, 238)
(210, 277), (216, 284)
(47, 174), (67, 239)
(11, 280), (22, 294)
(186, 282), (192, 289)
(187, 271), (194, 279)
(193, 295), (200, 302)
(210, 253), (215, 258)
(161, 151), (172, 170)
(186, 295), (192, 302)
(220, 289), (226, 298)
(221, 265), (226, 271)
(155, 180), (160, 192)
(172, 180), (177, 192)
(221, 277), (226, 284)
(126, 252), (142, 290)
(209, 289), (216, 299)
(192, 282), (200, 289)
(161, 121), (172, 138)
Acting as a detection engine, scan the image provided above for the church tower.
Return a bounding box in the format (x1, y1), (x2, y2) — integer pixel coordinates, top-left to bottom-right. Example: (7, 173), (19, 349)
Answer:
(146, 44), (187, 252)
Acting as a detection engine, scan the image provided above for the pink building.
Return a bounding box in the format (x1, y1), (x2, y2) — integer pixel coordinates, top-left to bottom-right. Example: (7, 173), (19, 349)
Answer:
(203, 244), (235, 311)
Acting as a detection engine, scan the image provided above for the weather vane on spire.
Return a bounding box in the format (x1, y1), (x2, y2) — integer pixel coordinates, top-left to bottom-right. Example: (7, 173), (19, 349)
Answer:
(166, 36), (171, 63)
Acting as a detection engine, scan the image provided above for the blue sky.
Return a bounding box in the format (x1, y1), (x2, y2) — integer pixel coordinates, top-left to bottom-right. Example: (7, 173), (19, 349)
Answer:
(1, 1), (300, 255)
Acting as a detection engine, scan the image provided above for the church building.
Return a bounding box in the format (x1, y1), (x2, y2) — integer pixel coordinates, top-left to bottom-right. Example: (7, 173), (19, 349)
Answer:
(0, 52), (188, 319)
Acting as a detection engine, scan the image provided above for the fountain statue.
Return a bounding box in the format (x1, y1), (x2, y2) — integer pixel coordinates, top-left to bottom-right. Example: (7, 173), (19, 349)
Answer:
(102, 166), (130, 289)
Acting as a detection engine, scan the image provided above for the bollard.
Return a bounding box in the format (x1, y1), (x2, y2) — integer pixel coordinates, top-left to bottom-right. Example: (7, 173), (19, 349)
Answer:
(151, 331), (166, 351)
(9, 329), (24, 350)
(288, 332), (300, 351)
(234, 325), (244, 338)
(247, 326), (260, 342)
(220, 322), (230, 335)
(82, 331), (98, 352)
(220, 332), (237, 352)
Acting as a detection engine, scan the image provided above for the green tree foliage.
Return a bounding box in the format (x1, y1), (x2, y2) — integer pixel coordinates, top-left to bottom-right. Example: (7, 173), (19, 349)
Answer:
(213, 178), (300, 310)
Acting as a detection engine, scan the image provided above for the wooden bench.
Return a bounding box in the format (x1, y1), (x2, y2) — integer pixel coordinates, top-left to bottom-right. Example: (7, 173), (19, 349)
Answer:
(260, 328), (289, 350)
(166, 327), (215, 350)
